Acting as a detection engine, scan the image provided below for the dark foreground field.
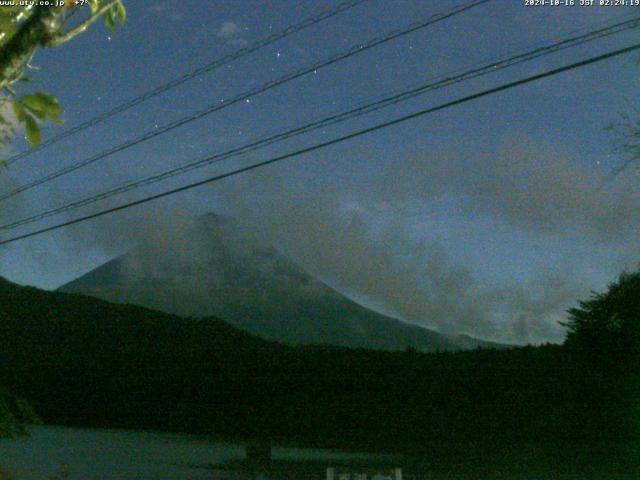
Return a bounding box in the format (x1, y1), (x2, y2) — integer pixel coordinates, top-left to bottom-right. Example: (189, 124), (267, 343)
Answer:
(1, 275), (638, 476)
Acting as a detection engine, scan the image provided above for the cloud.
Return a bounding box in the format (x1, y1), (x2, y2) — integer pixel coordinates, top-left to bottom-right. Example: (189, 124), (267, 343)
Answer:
(23, 133), (634, 344)
(228, 37), (249, 47)
(208, 163), (556, 343)
(208, 134), (637, 344)
(376, 135), (640, 241)
(216, 21), (240, 39)
(150, 2), (184, 22)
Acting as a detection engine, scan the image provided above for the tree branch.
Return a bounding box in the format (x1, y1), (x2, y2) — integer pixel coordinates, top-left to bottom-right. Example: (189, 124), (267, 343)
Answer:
(46, 1), (119, 48)
(0, 6), (59, 89)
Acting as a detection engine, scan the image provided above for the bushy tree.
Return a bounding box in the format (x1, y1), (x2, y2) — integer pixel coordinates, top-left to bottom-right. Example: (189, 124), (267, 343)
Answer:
(562, 270), (640, 440)
(563, 270), (640, 361)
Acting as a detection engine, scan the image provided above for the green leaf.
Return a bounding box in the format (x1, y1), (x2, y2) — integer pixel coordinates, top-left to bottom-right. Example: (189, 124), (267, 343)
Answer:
(33, 92), (58, 107)
(25, 105), (47, 120)
(20, 93), (61, 120)
(18, 75), (34, 82)
(115, 1), (126, 25)
(33, 92), (61, 115)
(24, 115), (41, 147)
(21, 94), (47, 113)
(104, 8), (116, 29)
(0, 114), (8, 126)
(11, 101), (26, 122)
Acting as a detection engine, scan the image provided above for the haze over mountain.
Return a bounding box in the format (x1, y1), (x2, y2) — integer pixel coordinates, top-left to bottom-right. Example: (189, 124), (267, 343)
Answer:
(60, 213), (500, 352)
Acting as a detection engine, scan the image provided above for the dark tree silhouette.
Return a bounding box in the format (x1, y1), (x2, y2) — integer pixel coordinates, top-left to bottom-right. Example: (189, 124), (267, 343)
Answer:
(562, 270), (640, 442)
(564, 270), (640, 361)
(0, 385), (38, 437)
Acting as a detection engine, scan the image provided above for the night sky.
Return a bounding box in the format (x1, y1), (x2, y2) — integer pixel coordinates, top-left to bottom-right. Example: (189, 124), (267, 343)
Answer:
(1, 0), (639, 344)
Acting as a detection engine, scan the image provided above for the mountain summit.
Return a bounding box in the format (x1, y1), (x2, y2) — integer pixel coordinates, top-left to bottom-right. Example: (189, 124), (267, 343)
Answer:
(60, 214), (498, 351)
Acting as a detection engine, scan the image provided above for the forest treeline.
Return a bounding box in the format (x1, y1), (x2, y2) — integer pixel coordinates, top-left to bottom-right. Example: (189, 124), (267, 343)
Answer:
(0, 273), (638, 474)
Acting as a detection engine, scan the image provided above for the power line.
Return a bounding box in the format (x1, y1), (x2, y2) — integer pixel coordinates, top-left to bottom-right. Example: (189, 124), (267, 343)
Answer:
(3, 0), (370, 167)
(2, 15), (638, 232)
(0, 0), (491, 203)
(1, 42), (637, 247)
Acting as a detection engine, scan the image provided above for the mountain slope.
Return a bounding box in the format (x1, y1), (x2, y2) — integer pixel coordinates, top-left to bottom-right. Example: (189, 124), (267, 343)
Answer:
(59, 213), (496, 351)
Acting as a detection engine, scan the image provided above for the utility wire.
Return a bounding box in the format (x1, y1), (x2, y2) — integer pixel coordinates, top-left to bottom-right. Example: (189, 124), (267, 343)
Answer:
(0, 0), (491, 203)
(1, 15), (638, 231)
(3, 0), (370, 167)
(1, 42), (638, 247)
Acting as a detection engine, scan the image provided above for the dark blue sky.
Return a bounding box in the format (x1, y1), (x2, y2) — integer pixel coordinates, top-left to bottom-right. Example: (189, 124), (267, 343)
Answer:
(1, 0), (638, 343)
